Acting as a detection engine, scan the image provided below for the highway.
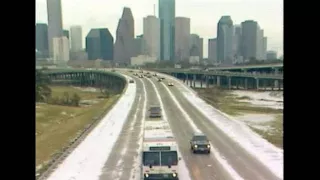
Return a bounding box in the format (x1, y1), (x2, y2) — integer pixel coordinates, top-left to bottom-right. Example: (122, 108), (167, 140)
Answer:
(99, 70), (281, 180)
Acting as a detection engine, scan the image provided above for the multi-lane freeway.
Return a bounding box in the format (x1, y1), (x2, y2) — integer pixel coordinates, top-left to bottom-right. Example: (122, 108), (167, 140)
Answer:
(98, 70), (281, 180)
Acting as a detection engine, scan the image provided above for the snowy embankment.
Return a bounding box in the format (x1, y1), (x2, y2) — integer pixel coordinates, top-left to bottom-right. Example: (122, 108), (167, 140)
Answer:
(159, 73), (283, 179)
(230, 90), (283, 110)
(47, 75), (136, 180)
(230, 90), (283, 132)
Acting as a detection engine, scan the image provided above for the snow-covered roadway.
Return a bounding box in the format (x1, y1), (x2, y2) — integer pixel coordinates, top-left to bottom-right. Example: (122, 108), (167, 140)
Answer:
(43, 69), (283, 180)
(157, 72), (283, 180)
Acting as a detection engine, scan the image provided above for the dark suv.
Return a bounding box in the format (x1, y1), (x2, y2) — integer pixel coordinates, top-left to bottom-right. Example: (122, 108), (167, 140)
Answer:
(190, 133), (211, 154)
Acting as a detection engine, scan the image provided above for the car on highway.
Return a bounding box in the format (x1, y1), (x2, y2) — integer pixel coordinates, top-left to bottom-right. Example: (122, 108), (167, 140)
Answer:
(129, 79), (134, 83)
(148, 106), (162, 118)
(133, 73), (138, 76)
(153, 73), (157, 76)
(168, 82), (174, 86)
(139, 75), (144, 78)
(147, 75), (152, 78)
(190, 133), (211, 154)
(160, 77), (165, 80)
(158, 78), (162, 82)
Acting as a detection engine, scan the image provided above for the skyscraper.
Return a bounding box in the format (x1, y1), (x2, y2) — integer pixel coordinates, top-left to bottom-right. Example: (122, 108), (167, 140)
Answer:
(36, 23), (49, 57)
(70, 25), (83, 52)
(175, 17), (190, 62)
(114, 7), (135, 65)
(217, 16), (234, 65)
(241, 20), (259, 60)
(208, 38), (217, 63)
(85, 28), (114, 60)
(189, 34), (203, 60)
(262, 37), (267, 60)
(133, 35), (144, 57)
(159, 0), (175, 61)
(143, 15), (160, 60)
(53, 36), (69, 63)
(47, 0), (63, 57)
(233, 25), (242, 57)
(256, 27), (264, 60)
(63, 30), (69, 39)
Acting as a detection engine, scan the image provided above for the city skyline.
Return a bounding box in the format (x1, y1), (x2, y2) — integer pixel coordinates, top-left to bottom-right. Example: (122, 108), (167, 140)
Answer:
(36, 0), (283, 58)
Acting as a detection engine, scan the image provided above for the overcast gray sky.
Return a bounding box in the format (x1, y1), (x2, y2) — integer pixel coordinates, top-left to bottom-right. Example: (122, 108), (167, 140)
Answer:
(36, 0), (283, 58)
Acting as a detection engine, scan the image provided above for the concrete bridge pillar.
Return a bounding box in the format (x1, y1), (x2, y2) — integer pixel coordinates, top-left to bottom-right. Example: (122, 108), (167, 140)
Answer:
(217, 76), (221, 87)
(205, 76), (209, 88)
(193, 74), (196, 87)
(228, 77), (232, 89)
(244, 78), (248, 90)
(256, 78), (260, 90)
(186, 74), (189, 85)
(274, 80), (279, 89)
(200, 75), (203, 88)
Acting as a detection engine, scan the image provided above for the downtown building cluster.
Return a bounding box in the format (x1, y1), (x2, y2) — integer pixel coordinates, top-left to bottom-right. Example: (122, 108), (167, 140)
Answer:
(36, 0), (85, 65)
(36, 0), (277, 67)
(208, 17), (273, 65)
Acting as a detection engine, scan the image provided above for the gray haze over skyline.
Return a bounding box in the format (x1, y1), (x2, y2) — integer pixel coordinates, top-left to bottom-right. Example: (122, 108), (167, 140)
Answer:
(36, 0), (283, 58)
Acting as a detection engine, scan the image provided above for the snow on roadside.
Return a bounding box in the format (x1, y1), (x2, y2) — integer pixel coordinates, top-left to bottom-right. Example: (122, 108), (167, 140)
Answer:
(47, 75), (136, 180)
(159, 73), (283, 179)
(129, 78), (147, 180)
(230, 90), (283, 110)
(235, 114), (277, 132)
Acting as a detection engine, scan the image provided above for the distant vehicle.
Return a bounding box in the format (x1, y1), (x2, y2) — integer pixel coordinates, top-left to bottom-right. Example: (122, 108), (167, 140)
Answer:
(168, 82), (174, 86)
(146, 72), (150, 74)
(148, 106), (162, 118)
(133, 73), (138, 76)
(153, 73), (157, 76)
(140, 70), (144, 73)
(160, 77), (165, 80)
(129, 79), (134, 83)
(158, 79), (162, 82)
(129, 70), (133, 72)
(190, 133), (211, 154)
(139, 75), (144, 78)
(147, 75), (152, 78)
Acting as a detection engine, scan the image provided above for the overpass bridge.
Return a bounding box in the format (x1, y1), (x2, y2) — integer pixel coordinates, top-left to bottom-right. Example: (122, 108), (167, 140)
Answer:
(203, 63), (283, 73)
(41, 67), (283, 91)
(43, 69), (126, 94)
(148, 68), (283, 90)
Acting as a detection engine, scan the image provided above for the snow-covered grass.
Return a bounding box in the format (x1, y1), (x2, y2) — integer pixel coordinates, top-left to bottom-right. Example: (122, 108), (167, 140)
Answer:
(46, 75), (136, 180)
(159, 73), (283, 179)
(230, 90), (283, 110)
(146, 78), (192, 180)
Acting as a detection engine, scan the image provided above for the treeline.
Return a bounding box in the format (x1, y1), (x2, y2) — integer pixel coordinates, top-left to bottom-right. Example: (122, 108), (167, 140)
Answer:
(48, 92), (81, 106)
(36, 70), (81, 106)
(36, 70), (52, 102)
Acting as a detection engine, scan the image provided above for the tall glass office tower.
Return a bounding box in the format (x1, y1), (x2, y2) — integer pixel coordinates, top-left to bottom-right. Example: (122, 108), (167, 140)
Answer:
(159, 0), (175, 61)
